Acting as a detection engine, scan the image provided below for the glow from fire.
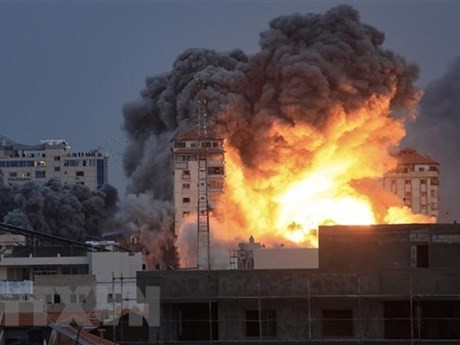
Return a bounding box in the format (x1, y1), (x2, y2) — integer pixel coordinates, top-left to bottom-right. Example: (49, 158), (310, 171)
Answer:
(209, 102), (435, 248)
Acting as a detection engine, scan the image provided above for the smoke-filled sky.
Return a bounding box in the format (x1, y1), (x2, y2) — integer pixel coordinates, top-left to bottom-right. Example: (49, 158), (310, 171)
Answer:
(1, 1), (460, 218)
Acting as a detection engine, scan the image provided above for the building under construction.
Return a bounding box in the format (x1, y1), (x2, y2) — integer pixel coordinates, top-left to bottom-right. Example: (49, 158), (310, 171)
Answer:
(138, 223), (460, 344)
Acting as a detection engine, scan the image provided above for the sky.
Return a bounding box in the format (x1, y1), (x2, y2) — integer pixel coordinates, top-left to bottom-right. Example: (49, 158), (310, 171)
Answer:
(1, 0), (460, 198)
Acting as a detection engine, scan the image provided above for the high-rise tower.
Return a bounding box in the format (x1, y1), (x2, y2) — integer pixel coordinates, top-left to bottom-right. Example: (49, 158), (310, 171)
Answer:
(172, 103), (225, 269)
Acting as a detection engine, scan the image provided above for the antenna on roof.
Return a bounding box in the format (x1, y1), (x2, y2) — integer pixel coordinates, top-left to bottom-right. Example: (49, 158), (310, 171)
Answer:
(197, 79), (208, 138)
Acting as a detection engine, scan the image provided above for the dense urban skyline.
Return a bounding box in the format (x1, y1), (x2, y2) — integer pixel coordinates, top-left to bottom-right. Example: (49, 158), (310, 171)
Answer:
(1, 1), (459, 209)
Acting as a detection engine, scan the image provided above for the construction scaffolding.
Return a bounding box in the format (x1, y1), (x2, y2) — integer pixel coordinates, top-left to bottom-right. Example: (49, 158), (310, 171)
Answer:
(138, 269), (460, 344)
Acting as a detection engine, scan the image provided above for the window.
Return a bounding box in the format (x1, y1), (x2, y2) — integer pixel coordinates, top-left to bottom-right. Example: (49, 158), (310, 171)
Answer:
(175, 141), (186, 148)
(177, 303), (218, 341)
(54, 156), (61, 161)
(54, 167), (60, 172)
(183, 197), (190, 203)
(209, 180), (224, 189)
(53, 294), (61, 304)
(33, 266), (57, 276)
(420, 179), (427, 184)
(182, 170), (190, 179)
(8, 172), (17, 178)
(208, 167), (224, 175)
(384, 301), (410, 339)
(45, 294), (52, 304)
(322, 309), (353, 337)
(76, 171), (84, 177)
(183, 211), (191, 217)
(183, 183), (190, 189)
(431, 177), (439, 185)
(246, 310), (277, 337)
(390, 179), (396, 192)
(416, 244), (429, 268)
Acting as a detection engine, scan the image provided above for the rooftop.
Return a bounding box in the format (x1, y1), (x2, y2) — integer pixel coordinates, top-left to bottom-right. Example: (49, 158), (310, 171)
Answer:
(396, 147), (438, 165)
(175, 127), (223, 141)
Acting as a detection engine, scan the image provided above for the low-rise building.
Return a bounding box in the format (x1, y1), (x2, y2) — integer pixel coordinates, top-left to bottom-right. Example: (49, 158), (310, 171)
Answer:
(138, 223), (460, 344)
(0, 244), (144, 320)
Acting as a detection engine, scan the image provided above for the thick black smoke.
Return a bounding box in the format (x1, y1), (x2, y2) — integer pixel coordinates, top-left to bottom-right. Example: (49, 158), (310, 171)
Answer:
(405, 56), (460, 222)
(0, 179), (118, 240)
(122, 5), (420, 264)
(124, 5), (419, 196)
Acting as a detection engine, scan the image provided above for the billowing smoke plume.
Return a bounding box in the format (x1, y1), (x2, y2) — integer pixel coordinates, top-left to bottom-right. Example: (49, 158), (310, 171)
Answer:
(123, 5), (421, 265)
(0, 179), (118, 240)
(405, 56), (460, 222)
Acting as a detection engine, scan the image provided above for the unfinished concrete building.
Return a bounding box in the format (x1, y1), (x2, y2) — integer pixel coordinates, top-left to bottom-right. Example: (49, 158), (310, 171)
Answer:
(138, 223), (460, 344)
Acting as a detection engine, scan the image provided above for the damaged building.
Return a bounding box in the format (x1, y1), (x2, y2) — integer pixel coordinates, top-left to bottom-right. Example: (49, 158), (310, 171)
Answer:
(138, 223), (460, 344)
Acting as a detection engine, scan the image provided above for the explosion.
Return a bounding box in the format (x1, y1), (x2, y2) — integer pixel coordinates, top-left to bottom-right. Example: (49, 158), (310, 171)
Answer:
(123, 5), (435, 267)
(211, 98), (434, 250)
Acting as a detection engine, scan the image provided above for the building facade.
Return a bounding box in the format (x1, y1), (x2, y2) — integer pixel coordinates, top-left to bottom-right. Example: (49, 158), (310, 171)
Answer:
(0, 245), (144, 320)
(0, 135), (108, 189)
(172, 128), (225, 232)
(383, 147), (439, 220)
(138, 223), (460, 344)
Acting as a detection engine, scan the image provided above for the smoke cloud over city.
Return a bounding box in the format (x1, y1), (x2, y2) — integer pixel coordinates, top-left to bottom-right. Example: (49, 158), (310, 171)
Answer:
(0, 179), (118, 240)
(122, 5), (423, 267)
(405, 56), (460, 222)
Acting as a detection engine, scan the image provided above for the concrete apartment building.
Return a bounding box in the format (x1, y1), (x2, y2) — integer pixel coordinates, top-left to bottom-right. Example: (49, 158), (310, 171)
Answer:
(172, 128), (225, 231)
(138, 223), (460, 344)
(0, 135), (108, 189)
(383, 147), (440, 219)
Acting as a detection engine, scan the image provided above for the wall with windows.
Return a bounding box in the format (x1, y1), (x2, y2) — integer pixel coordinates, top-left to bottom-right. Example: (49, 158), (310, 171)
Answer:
(0, 141), (108, 190)
(138, 224), (460, 343)
(172, 133), (225, 234)
(383, 148), (439, 219)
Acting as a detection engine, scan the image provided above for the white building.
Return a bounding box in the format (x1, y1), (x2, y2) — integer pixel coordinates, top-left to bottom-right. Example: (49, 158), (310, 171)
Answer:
(0, 245), (144, 319)
(0, 135), (108, 189)
(383, 147), (440, 220)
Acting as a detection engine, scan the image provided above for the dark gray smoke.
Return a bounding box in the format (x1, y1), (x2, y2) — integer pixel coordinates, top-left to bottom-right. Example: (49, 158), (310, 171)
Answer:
(405, 56), (460, 222)
(124, 5), (419, 195)
(122, 5), (420, 263)
(0, 179), (118, 240)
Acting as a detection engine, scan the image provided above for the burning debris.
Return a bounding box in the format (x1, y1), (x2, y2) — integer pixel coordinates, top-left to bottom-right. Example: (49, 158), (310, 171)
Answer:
(123, 5), (433, 266)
